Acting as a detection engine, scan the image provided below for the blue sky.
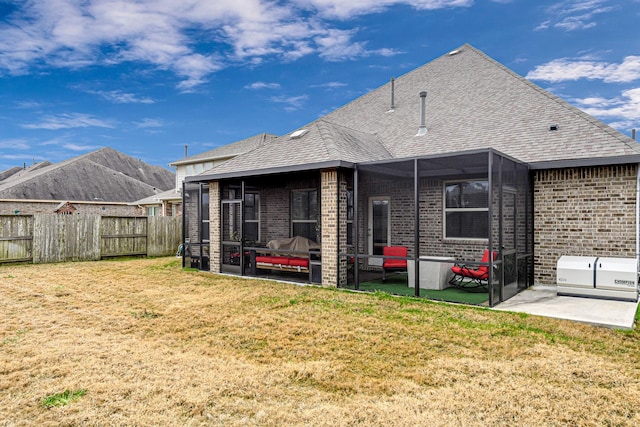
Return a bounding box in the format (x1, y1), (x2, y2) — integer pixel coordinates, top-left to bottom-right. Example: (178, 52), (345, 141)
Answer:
(0, 0), (639, 172)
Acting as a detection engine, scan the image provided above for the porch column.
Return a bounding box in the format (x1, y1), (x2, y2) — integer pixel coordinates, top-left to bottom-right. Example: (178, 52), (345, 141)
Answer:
(321, 168), (347, 286)
(338, 171), (349, 287)
(209, 180), (221, 273)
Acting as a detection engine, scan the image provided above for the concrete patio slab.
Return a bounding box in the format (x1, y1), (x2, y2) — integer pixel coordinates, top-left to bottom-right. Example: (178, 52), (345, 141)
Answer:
(494, 285), (638, 330)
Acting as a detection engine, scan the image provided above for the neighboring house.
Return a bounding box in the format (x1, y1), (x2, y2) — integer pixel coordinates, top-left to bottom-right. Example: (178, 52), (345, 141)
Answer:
(131, 188), (182, 217)
(0, 147), (175, 216)
(184, 44), (640, 307)
(135, 133), (277, 216)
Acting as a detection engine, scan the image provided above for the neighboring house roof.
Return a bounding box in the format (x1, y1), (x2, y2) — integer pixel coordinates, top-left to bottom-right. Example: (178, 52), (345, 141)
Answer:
(131, 133), (275, 207)
(0, 147), (175, 203)
(0, 167), (22, 182)
(170, 133), (278, 166)
(191, 44), (640, 181)
(131, 188), (182, 206)
(0, 161), (52, 183)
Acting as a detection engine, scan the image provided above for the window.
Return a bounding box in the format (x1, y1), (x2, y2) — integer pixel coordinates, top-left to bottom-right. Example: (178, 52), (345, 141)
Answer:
(291, 189), (318, 241)
(244, 192), (260, 243)
(146, 206), (159, 217)
(444, 180), (488, 239)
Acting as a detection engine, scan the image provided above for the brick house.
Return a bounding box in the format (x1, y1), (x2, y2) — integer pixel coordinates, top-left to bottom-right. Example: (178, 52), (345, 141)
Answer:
(0, 147), (175, 216)
(135, 133), (277, 217)
(184, 44), (640, 306)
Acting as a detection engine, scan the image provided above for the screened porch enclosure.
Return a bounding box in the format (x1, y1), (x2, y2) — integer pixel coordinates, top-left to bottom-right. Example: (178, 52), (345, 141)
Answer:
(342, 149), (533, 307)
(182, 182), (210, 271)
(183, 149), (533, 307)
(214, 172), (324, 282)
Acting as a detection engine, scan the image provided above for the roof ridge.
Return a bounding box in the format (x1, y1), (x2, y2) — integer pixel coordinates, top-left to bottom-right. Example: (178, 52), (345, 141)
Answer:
(315, 120), (339, 158)
(0, 147), (135, 191)
(170, 132), (279, 166)
(316, 119), (393, 158)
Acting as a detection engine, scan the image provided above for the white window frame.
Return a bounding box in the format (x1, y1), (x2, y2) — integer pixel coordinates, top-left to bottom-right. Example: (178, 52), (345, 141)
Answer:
(443, 179), (489, 241)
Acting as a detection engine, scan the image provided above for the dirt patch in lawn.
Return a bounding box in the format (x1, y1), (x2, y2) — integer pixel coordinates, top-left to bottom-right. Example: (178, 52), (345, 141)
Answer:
(1, 257), (639, 426)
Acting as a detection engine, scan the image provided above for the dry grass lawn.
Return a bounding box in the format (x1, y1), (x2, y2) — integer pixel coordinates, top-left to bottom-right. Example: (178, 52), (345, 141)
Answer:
(1, 257), (640, 426)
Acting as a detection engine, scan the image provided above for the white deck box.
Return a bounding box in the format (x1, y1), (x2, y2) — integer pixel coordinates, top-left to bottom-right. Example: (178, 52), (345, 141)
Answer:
(408, 256), (455, 290)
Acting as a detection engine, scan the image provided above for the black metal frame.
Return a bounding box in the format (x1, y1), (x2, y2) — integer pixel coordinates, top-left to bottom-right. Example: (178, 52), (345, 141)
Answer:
(342, 148), (533, 307)
(184, 148), (533, 307)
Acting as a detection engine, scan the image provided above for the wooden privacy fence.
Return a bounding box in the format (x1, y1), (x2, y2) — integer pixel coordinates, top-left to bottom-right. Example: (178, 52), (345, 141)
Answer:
(0, 214), (181, 264)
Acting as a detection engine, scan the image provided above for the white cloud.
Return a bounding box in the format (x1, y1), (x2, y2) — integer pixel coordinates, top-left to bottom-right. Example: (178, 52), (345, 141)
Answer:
(310, 81), (348, 89)
(572, 88), (640, 129)
(0, 154), (37, 160)
(245, 81), (282, 90)
(269, 94), (309, 111)
(63, 143), (102, 151)
(22, 113), (114, 130)
(0, 0), (469, 88)
(93, 90), (155, 104)
(527, 55), (640, 83)
(295, 0), (473, 19)
(0, 139), (31, 150)
(134, 118), (164, 128)
(535, 0), (614, 31)
(15, 101), (43, 110)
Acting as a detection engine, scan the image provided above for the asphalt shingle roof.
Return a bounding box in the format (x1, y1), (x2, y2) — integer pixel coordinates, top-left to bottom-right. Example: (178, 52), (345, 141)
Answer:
(321, 44), (639, 163)
(0, 147), (175, 202)
(170, 133), (278, 166)
(192, 44), (639, 180)
(206, 120), (392, 177)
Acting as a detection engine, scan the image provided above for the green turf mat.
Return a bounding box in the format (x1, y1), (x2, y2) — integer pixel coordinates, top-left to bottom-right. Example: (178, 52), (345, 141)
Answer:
(350, 273), (489, 305)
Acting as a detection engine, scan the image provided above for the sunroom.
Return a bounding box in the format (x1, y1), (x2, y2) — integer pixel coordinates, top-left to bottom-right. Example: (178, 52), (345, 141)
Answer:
(183, 148), (533, 307)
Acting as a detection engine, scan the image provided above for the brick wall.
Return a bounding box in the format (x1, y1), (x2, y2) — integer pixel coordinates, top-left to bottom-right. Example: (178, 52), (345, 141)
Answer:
(254, 173), (319, 243)
(209, 181), (221, 273)
(338, 171), (349, 286)
(261, 185), (291, 243)
(533, 165), (637, 284)
(320, 169), (339, 286)
(358, 173), (487, 262)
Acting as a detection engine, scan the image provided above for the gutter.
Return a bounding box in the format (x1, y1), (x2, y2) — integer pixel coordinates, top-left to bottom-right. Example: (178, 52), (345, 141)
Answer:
(186, 160), (356, 182)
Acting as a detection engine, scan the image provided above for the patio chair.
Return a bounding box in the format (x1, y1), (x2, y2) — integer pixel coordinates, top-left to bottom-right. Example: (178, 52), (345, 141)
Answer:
(449, 249), (497, 290)
(382, 246), (408, 282)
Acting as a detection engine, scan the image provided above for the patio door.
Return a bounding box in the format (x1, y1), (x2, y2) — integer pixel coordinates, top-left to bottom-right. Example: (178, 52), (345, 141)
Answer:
(221, 199), (242, 274)
(368, 196), (390, 266)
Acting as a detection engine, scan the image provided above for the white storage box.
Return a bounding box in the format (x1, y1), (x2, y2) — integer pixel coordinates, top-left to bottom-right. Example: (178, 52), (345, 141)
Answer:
(408, 256), (455, 290)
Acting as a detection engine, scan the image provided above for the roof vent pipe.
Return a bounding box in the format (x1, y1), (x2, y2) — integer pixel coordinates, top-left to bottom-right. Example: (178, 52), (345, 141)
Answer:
(633, 128), (637, 141)
(416, 91), (428, 136)
(184, 144), (188, 158)
(390, 77), (395, 111)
